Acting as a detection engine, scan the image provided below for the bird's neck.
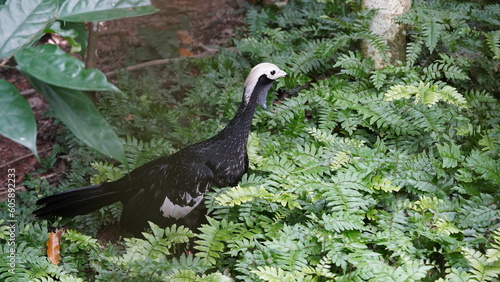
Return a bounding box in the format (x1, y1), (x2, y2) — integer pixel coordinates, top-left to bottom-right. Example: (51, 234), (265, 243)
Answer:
(219, 81), (273, 139)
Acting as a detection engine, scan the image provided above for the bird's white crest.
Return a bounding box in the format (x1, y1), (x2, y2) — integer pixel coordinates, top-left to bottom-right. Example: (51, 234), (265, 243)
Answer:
(243, 63), (287, 105)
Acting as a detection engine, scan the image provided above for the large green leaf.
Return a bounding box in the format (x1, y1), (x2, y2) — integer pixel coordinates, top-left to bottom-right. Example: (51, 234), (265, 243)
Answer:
(0, 0), (57, 58)
(15, 44), (121, 92)
(24, 74), (128, 166)
(0, 80), (38, 159)
(59, 0), (158, 22)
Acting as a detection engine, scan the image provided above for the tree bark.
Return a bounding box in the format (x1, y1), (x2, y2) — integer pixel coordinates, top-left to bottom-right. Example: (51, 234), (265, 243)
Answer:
(85, 22), (100, 104)
(361, 0), (411, 69)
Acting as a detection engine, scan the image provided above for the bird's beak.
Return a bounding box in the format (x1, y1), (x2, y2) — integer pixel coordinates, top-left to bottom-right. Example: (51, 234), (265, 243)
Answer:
(278, 70), (288, 78)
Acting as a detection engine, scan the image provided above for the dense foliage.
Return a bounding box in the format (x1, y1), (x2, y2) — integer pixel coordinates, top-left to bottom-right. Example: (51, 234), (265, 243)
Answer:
(0, 0), (157, 164)
(2, 0), (499, 281)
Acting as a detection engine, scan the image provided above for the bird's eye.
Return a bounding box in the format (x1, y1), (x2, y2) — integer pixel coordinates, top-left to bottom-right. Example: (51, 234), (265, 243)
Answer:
(270, 70), (276, 75)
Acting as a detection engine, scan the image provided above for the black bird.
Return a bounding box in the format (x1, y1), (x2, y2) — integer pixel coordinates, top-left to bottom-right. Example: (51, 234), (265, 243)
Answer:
(33, 63), (287, 235)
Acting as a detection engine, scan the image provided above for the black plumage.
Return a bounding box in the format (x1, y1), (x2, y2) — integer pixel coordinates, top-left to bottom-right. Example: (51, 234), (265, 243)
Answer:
(33, 63), (287, 235)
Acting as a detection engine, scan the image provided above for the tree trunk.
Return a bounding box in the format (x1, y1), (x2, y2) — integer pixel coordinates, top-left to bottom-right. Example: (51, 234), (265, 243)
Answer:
(85, 22), (100, 105)
(361, 0), (411, 69)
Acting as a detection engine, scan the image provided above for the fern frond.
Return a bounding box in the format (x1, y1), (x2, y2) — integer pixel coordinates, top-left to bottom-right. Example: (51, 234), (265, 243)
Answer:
(406, 40), (423, 66)
(252, 266), (298, 282)
(421, 18), (443, 53)
(216, 185), (301, 210)
(108, 222), (193, 267)
(195, 218), (233, 265)
(455, 194), (498, 231)
(317, 35), (351, 58)
(246, 8), (271, 36)
(370, 69), (387, 90)
(90, 161), (124, 184)
(462, 245), (500, 282)
(385, 81), (468, 108)
(301, 254), (336, 279)
(216, 186), (272, 206)
(478, 125), (500, 154)
(306, 127), (364, 151)
(403, 104), (446, 133)
(436, 142), (463, 168)
(247, 132), (264, 170)
(289, 43), (323, 75)
(438, 85), (468, 108)
(334, 51), (372, 79)
(373, 261), (434, 282)
(123, 135), (174, 169)
(325, 169), (373, 212)
(435, 218), (462, 236)
(63, 229), (100, 252)
(423, 58), (470, 82)
(466, 150), (500, 186)
(371, 175), (401, 193)
(359, 102), (418, 136)
(330, 150), (352, 171)
(165, 253), (211, 275)
(484, 31), (500, 60)
(165, 269), (197, 280)
(237, 38), (276, 60)
(164, 269), (232, 282)
(319, 212), (366, 233)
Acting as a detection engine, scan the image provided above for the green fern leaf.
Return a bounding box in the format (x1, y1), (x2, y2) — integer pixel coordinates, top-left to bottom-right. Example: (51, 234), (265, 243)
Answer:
(334, 51), (372, 79)
(330, 150), (352, 171)
(216, 185), (301, 210)
(320, 212), (366, 233)
(216, 186), (272, 206)
(484, 31), (500, 59)
(435, 218), (462, 236)
(370, 70), (387, 90)
(165, 269), (197, 280)
(195, 218), (233, 265)
(406, 40), (423, 66)
(371, 175), (401, 193)
(436, 142), (463, 168)
(90, 161), (124, 184)
(442, 64), (470, 81)
(252, 266), (298, 282)
(63, 229), (100, 251)
(462, 246), (500, 281)
(422, 19), (443, 53)
(466, 150), (500, 186)
(385, 82), (468, 108)
(246, 8), (271, 36)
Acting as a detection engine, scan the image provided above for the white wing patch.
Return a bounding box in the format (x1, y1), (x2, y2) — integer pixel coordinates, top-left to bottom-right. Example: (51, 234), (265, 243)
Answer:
(159, 193), (204, 219)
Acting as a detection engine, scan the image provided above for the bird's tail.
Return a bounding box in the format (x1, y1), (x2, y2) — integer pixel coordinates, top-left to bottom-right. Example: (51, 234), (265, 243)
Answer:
(33, 183), (124, 217)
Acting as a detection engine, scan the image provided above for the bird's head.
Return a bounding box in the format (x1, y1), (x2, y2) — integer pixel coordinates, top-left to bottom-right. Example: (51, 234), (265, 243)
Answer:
(243, 63), (287, 108)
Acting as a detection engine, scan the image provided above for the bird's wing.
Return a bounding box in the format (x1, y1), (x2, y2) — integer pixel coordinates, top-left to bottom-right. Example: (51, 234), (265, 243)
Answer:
(119, 157), (214, 234)
(155, 161), (213, 219)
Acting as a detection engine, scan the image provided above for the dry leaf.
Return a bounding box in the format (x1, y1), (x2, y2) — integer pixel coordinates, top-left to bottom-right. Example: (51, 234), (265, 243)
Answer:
(179, 48), (194, 57)
(176, 30), (194, 45)
(46, 229), (65, 265)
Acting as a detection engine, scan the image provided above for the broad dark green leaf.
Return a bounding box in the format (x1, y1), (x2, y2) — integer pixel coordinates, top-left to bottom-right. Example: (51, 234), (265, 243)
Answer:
(15, 44), (121, 92)
(0, 0), (57, 58)
(24, 74), (128, 166)
(59, 0), (158, 22)
(0, 80), (38, 159)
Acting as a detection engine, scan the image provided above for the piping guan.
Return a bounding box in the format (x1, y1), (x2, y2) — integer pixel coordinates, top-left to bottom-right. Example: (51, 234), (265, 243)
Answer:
(33, 63), (287, 236)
